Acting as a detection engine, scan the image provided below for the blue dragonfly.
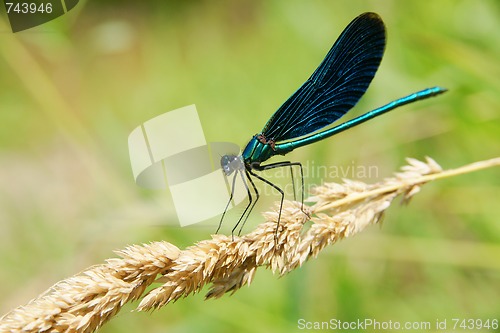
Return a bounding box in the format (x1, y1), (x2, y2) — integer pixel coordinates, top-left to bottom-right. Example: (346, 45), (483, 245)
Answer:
(218, 12), (446, 236)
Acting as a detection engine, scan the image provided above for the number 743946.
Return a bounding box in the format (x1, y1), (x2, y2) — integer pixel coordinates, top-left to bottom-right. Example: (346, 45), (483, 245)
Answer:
(5, 2), (53, 14)
(452, 318), (498, 330)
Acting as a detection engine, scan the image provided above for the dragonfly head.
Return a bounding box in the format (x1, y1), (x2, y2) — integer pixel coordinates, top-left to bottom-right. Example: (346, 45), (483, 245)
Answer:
(220, 154), (244, 176)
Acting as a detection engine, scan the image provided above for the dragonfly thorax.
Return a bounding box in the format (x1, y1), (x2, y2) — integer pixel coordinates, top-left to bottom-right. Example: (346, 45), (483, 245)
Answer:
(241, 134), (276, 168)
(220, 154), (245, 176)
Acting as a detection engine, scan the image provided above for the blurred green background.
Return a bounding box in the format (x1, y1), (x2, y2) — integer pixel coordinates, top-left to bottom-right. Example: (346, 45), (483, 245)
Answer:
(1, 0), (499, 332)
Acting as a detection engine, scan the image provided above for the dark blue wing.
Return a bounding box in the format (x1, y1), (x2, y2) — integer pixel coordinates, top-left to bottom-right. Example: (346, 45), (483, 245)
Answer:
(261, 12), (386, 142)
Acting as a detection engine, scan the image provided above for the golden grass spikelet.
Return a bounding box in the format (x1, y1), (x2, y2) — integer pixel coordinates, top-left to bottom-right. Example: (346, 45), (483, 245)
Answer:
(0, 242), (180, 333)
(0, 157), (498, 333)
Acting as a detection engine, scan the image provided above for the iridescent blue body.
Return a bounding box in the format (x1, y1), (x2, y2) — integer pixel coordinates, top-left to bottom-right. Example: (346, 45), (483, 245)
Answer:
(218, 12), (446, 237)
(241, 86), (446, 165)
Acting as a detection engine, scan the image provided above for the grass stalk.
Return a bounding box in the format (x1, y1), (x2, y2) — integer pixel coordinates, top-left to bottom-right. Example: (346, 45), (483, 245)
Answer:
(0, 156), (498, 333)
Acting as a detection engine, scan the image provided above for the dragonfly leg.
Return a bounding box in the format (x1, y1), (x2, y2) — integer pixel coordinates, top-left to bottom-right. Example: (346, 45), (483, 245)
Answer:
(257, 161), (307, 217)
(248, 168), (284, 243)
(217, 171), (238, 234)
(230, 170), (254, 240)
(236, 170), (260, 236)
(289, 165), (296, 201)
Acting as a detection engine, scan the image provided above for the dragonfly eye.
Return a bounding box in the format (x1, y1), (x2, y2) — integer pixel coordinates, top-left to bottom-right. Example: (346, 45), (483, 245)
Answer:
(220, 155), (243, 176)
